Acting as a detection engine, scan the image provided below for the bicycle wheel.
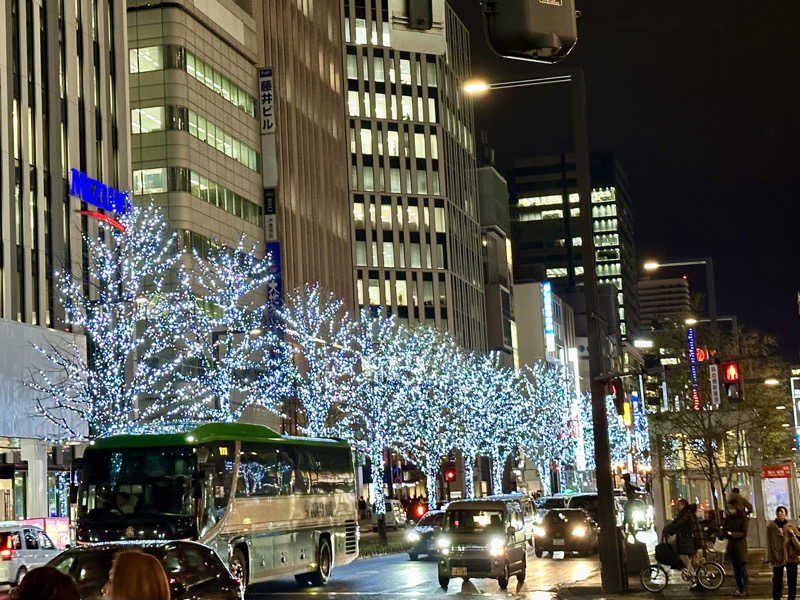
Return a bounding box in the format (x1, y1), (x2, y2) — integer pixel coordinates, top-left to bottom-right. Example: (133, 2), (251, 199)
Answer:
(640, 565), (668, 593)
(696, 561), (724, 591)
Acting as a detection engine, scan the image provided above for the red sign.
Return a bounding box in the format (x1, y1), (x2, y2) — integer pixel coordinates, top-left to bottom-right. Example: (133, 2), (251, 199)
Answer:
(695, 348), (708, 362)
(762, 464), (792, 479)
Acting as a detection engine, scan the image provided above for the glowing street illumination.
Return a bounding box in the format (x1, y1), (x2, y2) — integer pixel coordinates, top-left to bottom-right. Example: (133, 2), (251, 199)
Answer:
(776, 405), (787, 410)
(685, 318), (698, 325)
(134, 294), (148, 306)
(764, 378), (781, 386)
(643, 261), (660, 271)
(463, 79), (490, 94)
(633, 338), (654, 349)
(249, 327), (263, 337)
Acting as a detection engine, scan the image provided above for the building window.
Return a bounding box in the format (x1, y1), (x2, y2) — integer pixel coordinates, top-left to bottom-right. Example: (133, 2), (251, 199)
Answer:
(130, 106), (165, 134)
(185, 50), (255, 117)
(132, 168), (167, 195)
(187, 110), (258, 171)
(382, 242), (394, 268)
(129, 46), (163, 73)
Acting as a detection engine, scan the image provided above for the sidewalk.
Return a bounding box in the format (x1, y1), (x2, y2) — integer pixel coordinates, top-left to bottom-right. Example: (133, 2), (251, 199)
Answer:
(558, 550), (776, 600)
(358, 520), (410, 557)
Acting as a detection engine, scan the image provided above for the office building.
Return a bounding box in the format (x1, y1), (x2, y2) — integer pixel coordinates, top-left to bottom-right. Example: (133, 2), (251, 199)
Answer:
(638, 277), (691, 328)
(343, 0), (486, 350)
(511, 152), (639, 338)
(260, 1), (354, 307)
(128, 1), (265, 256)
(128, 1), (355, 306)
(478, 150), (516, 367)
(0, 0), (129, 520)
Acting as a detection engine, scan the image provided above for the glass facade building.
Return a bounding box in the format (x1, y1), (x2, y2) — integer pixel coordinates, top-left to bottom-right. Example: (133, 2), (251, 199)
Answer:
(511, 153), (639, 338)
(343, 0), (485, 349)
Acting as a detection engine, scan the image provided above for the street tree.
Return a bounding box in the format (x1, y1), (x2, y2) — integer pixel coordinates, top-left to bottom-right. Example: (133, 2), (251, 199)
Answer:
(28, 204), (187, 437)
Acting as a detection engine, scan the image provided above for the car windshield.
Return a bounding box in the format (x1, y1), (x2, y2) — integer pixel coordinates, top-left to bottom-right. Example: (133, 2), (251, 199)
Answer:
(79, 447), (196, 519)
(570, 496), (598, 510)
(418, 513), (441, 527)
(50, 550), (116, 594)
(544, 509), (588, 525)
(447, 509), (505, 533)
(542, 497), (566, 509)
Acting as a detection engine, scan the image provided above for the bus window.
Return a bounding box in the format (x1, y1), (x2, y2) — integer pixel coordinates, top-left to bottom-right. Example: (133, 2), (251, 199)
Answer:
(237, 443), (280, 497)
(295, 446), (355, 495)
(197, 443), (234, 534)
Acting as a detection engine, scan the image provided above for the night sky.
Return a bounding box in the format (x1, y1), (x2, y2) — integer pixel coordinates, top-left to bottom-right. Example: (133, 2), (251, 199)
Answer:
(452, 1), (800, 359)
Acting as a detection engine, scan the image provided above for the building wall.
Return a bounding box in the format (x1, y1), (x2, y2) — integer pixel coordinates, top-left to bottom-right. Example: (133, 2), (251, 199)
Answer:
(260, 1), (354, 308)
(343, 0), (486, 349)
(513, 282), (545, 367)
(1, 0), (130, 329)
(127, 1), (265, 254)
(638, 277), (690, 328)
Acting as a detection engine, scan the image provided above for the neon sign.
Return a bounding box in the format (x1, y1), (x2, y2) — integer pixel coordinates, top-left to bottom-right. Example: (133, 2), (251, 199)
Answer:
(687, 327), (700, 410)
(543, 281), (555, 352)
(70, 169), (129, 230)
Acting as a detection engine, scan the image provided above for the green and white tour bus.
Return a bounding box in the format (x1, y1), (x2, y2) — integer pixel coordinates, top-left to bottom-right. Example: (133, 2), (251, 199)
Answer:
(74, 423), (358, 587)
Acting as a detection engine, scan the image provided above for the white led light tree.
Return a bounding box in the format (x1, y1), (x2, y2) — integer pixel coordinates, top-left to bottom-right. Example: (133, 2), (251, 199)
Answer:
(150, 236), (294, 427)
(343, 310), (408, 516)
(522, 362), (577, 495)
(28, 204), (187, 438)
(280, 284), (358, 438)
(395, 325), (456, 510)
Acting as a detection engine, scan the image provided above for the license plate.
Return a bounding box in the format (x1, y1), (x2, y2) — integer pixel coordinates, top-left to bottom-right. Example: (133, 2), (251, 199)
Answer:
(553, 551), (565, 560)
(553, 538), (565, 546)
(451, 567), (468, 577)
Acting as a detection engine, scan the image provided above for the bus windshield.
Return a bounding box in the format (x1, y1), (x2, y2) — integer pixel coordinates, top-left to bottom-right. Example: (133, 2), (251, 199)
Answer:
(79, 447), (197, 518)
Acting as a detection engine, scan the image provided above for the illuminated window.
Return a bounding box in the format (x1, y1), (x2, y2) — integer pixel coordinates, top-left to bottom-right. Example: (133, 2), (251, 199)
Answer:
(426, 61), (437, 87)
(383, 242), (394, 268)
(414, 133), (426, 158)
(435, 206), (446, 233)
(184, 51), (255, 117)
(400, 59), (412, 84)
(347, 91), (360, 117)
(390, 168), (401, 193)
(368, 279), (380, 305)
(416, 171), (428, 195)
(355, 241), (367, 266)
(346, 53), (357, 80)
(540, 209), (563, 220)
(132, 168), (167, 195)
(355, 19), (367, 44)
(130, 106), (165, 134)
(360, 128), (372, 153)
(395, 280), (408, 305)
(401, 96), (413, 120)
(428, 98), (437, 123)
(374, 94), (387, 119)
(407, 206), (419, 231)
(353, 203), (365, 228)
(373, 57), (385, 82)
(129, 46), (163, 73)
(386, 131), (400, 156)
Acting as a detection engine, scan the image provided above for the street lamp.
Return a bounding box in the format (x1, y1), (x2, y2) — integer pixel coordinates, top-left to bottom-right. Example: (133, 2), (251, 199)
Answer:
(466, 68), (627, 592)
(642, 257), (717, 322)
(764, 378), (781, 387)
(685, 318), (698, 326)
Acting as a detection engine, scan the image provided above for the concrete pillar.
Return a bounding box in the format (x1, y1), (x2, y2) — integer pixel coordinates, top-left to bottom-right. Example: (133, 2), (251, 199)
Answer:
(20, 439), (49, 519)
(650, 433), (667, 533)
(749, 451), (767, 548)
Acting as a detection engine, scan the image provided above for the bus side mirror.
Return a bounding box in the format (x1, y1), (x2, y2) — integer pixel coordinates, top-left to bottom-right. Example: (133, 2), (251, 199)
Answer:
(482, 0), (577, 63)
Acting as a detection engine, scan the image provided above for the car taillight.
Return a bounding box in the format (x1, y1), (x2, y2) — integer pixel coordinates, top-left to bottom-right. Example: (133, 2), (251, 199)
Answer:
(0, 549), (13, 560)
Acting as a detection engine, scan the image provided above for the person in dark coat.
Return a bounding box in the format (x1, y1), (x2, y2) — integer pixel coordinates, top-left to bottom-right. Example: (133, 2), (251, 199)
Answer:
(723, 498), (750, 596)
(766, 505), (800, 600)
(663, 498), (703, 590)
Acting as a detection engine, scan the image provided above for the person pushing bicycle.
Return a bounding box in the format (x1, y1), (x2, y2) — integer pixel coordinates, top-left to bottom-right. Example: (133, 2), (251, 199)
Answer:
(662, 498), (704, 591)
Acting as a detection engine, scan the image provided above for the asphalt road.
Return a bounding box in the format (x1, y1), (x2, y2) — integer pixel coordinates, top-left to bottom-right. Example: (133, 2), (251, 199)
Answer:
(247, 550), (600, 600)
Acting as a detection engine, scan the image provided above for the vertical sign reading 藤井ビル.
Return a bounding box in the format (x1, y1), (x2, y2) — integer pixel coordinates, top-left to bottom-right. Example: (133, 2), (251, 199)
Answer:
(259, 67), (278, 189)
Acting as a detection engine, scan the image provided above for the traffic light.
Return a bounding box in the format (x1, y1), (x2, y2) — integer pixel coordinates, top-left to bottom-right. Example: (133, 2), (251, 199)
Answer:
(609, 378), (625, 416)
(482, 0), (578, 64)
(720, 361), (744, 402)
(444, 466), (456, 482)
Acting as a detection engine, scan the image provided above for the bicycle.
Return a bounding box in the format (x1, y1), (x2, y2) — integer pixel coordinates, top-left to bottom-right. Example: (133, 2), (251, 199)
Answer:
(640, 544), (725, 593)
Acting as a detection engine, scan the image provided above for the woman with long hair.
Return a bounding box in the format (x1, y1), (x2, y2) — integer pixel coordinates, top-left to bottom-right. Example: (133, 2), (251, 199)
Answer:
(104, 551), (171, 600)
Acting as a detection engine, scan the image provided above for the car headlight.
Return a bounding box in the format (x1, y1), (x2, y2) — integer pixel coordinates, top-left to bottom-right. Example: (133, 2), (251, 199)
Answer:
(534, 513), (543, 524)
(533, 525), (546, 537)
(436, 536), (450, 550)
(488, 537), (506, 557)
(572, 526), (586, 538)
(632, 509), (645, 522)
(406, 531), (421, 543)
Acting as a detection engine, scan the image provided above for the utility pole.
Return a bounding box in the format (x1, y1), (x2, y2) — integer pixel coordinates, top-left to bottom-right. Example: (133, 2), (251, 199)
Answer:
(572, 68), (626, 592)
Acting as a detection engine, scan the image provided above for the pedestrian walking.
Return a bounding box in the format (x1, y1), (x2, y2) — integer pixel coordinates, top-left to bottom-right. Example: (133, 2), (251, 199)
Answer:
(731, 487), (754, 516)
(103, 550), (171, 600)
(9, 566), (80, 600)
(767, 506), (800, 600)
(662, 497), (704, 591)
(723, 498), (750, 596)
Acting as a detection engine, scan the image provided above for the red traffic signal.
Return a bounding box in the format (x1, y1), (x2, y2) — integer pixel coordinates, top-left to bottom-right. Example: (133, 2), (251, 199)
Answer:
(444, 466), (456, 482)
(722, 362), (741, 383)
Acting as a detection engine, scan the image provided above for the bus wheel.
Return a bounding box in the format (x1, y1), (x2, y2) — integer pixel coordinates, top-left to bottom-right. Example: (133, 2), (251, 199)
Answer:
(230, 547), (248, 593)
(309, 538), (332, 586)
